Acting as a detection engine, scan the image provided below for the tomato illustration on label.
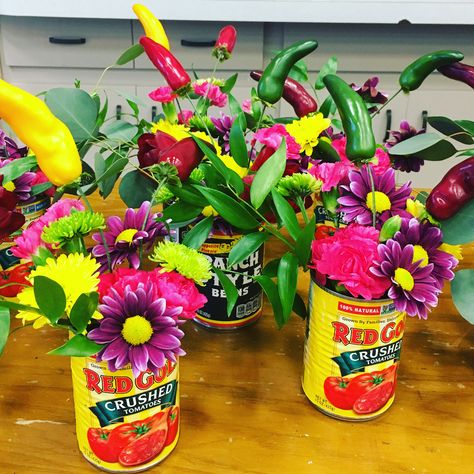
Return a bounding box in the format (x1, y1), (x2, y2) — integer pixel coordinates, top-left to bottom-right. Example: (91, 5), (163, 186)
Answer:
(314, 225), (336, 240)
(323, 377), (353, 410)
(353, 381), (394, 414)
(0, 262), (33, 297)
(87, 428), (117, 463)
(164, 406), (179, 447)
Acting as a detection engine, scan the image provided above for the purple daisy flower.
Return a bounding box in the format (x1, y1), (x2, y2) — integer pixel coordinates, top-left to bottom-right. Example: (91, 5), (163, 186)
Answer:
(351, 77), (388, 113)
(211, 113), (234, 153)
(0, 131), (28, 159)
(393, 217), (457, 289)
(88, 281), (185, 377)
(371, 240), (438, 319)
(0, 158), (36, 201)
(338, 166), (412, 228)
(92, 201), (167, 272)
(385, 120), (425, 172)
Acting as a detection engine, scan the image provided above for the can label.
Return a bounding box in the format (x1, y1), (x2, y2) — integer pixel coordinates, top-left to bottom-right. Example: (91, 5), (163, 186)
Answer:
(302, 279), (405, 420)
(71, 357), (180, 472)
(174, 226), (264, 330)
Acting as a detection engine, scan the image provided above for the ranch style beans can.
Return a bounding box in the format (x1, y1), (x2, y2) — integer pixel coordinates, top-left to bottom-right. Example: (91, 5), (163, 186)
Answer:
(71, 356), (180, 472)
(302, 277), (405, 421)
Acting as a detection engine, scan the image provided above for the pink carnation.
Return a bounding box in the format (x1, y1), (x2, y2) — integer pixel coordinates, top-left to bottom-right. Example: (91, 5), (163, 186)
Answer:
(310, 161), (350, 192)
(149, 86), (178, 103)
(253, 124), (301, 160)
(310, 224), (390, 300)
(193, 81), (227, 107)
(370, 147), (392, 175)
(12, 198), (84, 259)
(241, 99), (252, 113)
(178, 109), (193, 125)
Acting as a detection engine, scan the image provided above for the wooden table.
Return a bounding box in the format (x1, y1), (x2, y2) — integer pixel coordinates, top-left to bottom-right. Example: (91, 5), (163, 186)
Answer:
(1, 193), (473, 474)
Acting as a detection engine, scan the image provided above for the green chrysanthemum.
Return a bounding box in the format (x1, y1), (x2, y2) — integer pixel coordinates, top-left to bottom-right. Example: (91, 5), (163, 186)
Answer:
(42, 210), (105, 246)
(276, 173), (321, 199)
(149, 162), (181, 186)
(152, 185), (174, 204)
(150, 241), (212, 285)
(189, 167), (205, 182)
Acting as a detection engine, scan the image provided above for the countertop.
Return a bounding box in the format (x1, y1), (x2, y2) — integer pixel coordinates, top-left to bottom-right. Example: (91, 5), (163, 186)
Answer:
(0, 192), (473, 474)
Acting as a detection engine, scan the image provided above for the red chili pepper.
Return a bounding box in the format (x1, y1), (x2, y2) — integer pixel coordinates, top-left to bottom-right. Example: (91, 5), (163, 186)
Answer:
(0, 262), (33, 298)
(438, 62), (474, 89)
(212, 25), (237, 61)
(139, 37), (191, 92)
(250, 70), (317, 117)
(426, 156), (474, 220)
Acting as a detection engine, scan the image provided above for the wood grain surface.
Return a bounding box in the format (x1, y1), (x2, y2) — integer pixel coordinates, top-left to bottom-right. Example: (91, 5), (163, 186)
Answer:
(0, 192), (473, 474)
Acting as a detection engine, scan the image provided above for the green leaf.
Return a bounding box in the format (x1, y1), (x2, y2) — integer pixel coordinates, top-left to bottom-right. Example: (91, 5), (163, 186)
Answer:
(288, 59), (309, 82)
(270, 189), (300, 241)
(33, 276), (66, 324)
(379, 215), (402, 242)
(32, 247), (55, 267)
(319, 95), (337, 117)
(95, 154), (128, 185)
(451, 269), (474, 324)
(292, 292), (307, 319)
(229, 120), (249, 168)
(229, 93), (247, 130)
(427, 116), (474, 144)
(161, 201), (203, 226)
(102, 120), (138, 143)
(315, 56), (338, 90)
(221, 73), (238, 94)
(388, 133), (457, 160)
(277, 252), (299, 323)
(440, 200), (474, 245)
(456, 120), (474, 136)
(69, 293), (99, 333)
(192, 135), (244, 194)
(48, 334), (104, 357)
(213, 267), (238, 316)
(182, 216), (214, 249)
(116, 43), (144, 66)
(295, 216), (315, 266)
(254, 275), (285, 328)
(166, 184), (208, 208)
(119, 170), (156, 208)
(0, 156), (37, 183)
(0, 306), (10, 355)
(0, 300), (43, 314)
(45, 88), (98, 142)
(228, 232), (269, 268)
(31, 182), (53, 196)
(195, 186), (260, 230)
(96, 95), (108, 127)
(415, 191), (429, 204)
(262, 258), (280, 278)
(250, 138), (286, 209)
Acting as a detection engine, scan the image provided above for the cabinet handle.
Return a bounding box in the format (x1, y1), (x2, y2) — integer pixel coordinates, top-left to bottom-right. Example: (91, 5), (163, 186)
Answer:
(116, 105), (122, 120)
(49, 37), (86, 45)
(180, 39), (216, 48)
(421, 110), (428, 130)
(151, 106), (157, 122)
(383, 109), (392, 142)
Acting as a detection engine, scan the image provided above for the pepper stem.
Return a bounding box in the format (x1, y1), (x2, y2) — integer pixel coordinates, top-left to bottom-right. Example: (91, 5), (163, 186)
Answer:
(371, 88), (403, 118)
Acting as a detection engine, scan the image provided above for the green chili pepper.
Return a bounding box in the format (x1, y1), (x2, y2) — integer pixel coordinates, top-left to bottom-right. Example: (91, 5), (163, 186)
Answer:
(323, 74), (376, 162)
(257, 40), (318, 104)
(399, 50), (464, 91)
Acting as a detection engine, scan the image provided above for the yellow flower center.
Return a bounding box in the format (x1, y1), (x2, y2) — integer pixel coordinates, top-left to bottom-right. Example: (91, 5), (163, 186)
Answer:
(3, 181), (16, 192)
(365, 191), (391, 213)
(412, 245), (429, 267)
(115, 228), (138, 244)
(394, 268), (415, 291)
(121, 316), (153, 346)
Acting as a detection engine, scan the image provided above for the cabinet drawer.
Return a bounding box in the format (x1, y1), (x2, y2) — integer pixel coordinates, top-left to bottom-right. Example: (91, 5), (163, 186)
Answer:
(1, 17), (133, 69)
(283, 23), (474, 72)
(133, 21), (263, 71)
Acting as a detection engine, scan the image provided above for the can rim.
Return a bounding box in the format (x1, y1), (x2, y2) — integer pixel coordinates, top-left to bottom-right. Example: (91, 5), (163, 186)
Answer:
(310, 271), (393, 304)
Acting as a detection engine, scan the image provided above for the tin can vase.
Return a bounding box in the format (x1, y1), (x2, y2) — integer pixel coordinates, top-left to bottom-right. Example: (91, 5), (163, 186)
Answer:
(302, 276), (405, 421)
(71, 356), (180, 472)
(174, 223), (264, 330)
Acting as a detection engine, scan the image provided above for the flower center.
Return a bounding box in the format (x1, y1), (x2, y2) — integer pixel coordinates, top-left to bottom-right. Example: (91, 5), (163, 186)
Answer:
(412, 245), (429, 267)
(3, 181), (16, 192)
(121, 316), (153, 346)
(393, 267), (415, 291)
(365, 191), (392, 213)
(115, 228), (138, 244)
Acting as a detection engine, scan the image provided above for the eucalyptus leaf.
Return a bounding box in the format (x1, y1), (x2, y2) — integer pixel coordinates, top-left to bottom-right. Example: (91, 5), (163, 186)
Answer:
(0, 156), (37, 183)
(116, 43), (144, 66)
(195, 186), (260, 230)
(95, 156), (128, 185)
(70, 293), (99, 333)
(213, 267), (238, 316)
(229, 120), (249, 168)
(388, 133), (453, 157)
(33, 276), (66, 324)
(182, 216), (214, 249)
(277, 252), (299, 323)
(228, 232), (269, 268)
(427, 116), (474, 144)
(456, 119), (474, 136)
(440, 200), (474, 245)
(45, 88), (98, 142)
(315, 56), (338, 90)
(251, 139), (286, 209)
(254, 275), (285, 328)
(270, 189), (300, 241)
(0, 306), (10, 355)
(451, 270), (474, 324)
(48, 334), (104, 357)
(103, 120), (138, 143)
(119, 170), (156, 208)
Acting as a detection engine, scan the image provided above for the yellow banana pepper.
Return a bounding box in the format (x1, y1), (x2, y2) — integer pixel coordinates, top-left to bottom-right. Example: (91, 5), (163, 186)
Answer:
(0, 80), (82, 186)
(133, 4), (170, 50)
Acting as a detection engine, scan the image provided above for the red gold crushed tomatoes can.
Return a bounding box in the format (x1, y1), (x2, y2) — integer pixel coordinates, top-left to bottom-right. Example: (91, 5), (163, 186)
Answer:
(302, 277), (405, 421)
(71, 356), (180, 472)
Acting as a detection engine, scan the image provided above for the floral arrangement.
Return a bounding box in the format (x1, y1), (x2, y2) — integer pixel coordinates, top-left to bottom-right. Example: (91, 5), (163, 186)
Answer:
(0, 193), (211, 374)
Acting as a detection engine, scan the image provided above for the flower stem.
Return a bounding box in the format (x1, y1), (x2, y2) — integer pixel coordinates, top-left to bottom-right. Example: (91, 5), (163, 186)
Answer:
(185, 93), (213, 139)
(371, 88), (402, 119)
(366, 164), (377, 228)
(296, 196), (309, 224)
(249, 104), (267, 159)
(63, 236), (87, 255)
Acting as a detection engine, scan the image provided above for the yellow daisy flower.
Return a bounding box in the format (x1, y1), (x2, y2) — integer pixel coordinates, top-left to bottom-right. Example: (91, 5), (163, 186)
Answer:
(438, 243), (463, 261)
(286, 113), (331, 156)
(16, 253), (101, 329)
(219, 154), (248, 178)
(151, 119), (190, 141)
